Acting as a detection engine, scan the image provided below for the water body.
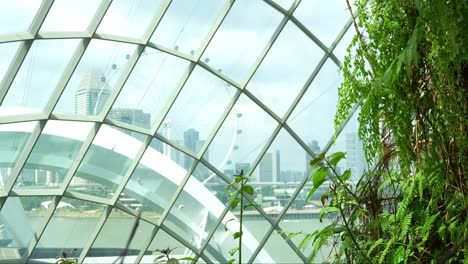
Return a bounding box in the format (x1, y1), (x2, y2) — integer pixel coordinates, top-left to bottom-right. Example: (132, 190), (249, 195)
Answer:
(23, 216), (332, 263)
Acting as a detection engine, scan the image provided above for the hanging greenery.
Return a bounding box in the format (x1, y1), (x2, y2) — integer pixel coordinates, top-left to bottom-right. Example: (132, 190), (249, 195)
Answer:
(300, 0), (467, 263)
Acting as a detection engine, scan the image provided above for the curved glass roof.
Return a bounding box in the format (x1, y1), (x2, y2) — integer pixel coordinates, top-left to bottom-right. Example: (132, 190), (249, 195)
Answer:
(0, 0), (363, 263)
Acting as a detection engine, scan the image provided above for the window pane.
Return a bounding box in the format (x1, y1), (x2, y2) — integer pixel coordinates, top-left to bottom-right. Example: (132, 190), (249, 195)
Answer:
(156, 66), (236, 155)
(0, 121), (37, 192)
(151, 0), (227, 56)
(140, 229), (196, 264)
(119, 138), (193, 225)
(247, 22), (324, 118)
(203, 95), (277, 179)
(13, 121), (93, 191)
(1, 39), (80, 115)
(83, 209), (154, 264)
(67, 125), (146, 199)
(0, 0), (43, 35)
(54, 39), (137, 116)
(288, 59), (340, 152)
(109, 48), (190, 130)
(96, 0), (164, 39)
(28, 197), (106, 263)
(202, 0), (283, 83)
(0, 41), (21, 85)
(0, 196), (53, 261)
(294, 0), (352, 47)
(40, 0), (102, 32)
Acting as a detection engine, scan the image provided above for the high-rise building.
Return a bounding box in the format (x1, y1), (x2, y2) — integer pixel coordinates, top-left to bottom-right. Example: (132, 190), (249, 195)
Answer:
(345, 132), (367, 179)
(259, 151), (281, 182)
(75, 69), (111, 115)
(183, 128), (208, 174)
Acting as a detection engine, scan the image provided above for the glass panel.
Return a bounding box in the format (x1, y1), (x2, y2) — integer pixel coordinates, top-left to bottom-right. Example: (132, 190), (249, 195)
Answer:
(251, 129), (308, 221)
(157, 66), (236, 154)
(150, 0), (227, 56)
(0, 42), (21, 85)
(201, 0), (283, 83)
(0, 1), (43, 35)
(205, 209), (272, 263)
(0, 196), (53, 261)
(96, 0), (164, 39)
(39, 0), (102, 32)
(109, 48), (190, 130)
(203, 95), (277, 180)
(67, 125), (146, 199)
(13, 121), (93, 191)
(294, 0), (352, 47)
(278, 215), (331, 261)
(1, 39), (80, 115)
(140, 229), (196, 264)
(0, 121), (37, 192)
(287, 59), (340, 153)
(328, 110), (367, 180)
(333, 26), (355, 64)
(28, 197), (106, 263)
(247, 22), (324, 118)
(191, 162), (229, 203)
(252, 231), (303, 263)
(54, 39), (137, 116)
(83, 209), (154, 264)
(163, 163), (229, 250)
(119, 138), (194, 225)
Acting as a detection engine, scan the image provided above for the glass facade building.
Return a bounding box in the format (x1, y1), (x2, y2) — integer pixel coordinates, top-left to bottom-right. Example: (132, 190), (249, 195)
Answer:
(0, 0), (364, 263)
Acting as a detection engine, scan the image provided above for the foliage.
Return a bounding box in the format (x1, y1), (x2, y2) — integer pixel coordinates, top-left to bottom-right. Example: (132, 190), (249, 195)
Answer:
(153, 247), (197, 264)
(55, 249), (77, 264)
(225, 170), (257, 264)
(299, 0), (468, 263)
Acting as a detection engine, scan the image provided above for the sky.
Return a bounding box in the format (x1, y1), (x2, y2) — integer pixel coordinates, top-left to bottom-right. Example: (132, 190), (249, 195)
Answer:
(0, 0), (363, 176)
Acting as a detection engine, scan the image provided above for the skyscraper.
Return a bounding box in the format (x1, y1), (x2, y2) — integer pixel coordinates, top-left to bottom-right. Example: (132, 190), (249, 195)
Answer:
(183, 128), (208, 174)
(75, 69), (111, 115)
(345, 132), (367, 179)
(259, 151), (281, 182)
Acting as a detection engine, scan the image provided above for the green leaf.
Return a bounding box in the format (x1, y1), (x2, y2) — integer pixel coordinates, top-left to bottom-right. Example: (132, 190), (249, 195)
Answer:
(167, 258), (179, 264)
(332, 225), (346, 234)
(312, 167), (329, 187)
(339, 169), (352, 181)
(243, 202), (256, 210)
(230, 197), (240, 210)
(243, 185), (254, 196)
(179, 257), (198, 262)
(224, 218), (237, 231)
(284, 231), (302, 241)
(227, 259), (235, 264)
(310, 152), (325, 166)
(233, 231), (243, 239)
(328, 152), (346, 166)
(228, 247), (239, 256)
(319, 206), (340, 222)
(306, 186), (319, 202)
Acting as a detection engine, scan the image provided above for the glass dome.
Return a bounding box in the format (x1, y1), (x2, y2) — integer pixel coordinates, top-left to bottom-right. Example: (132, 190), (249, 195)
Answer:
(0, 0), (362, 263)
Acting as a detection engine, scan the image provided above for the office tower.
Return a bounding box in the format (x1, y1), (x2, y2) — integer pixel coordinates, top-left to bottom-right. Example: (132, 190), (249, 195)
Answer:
(183, 129), (209, 175)
(75, 69), (111, 115)
(259, 151), (281, 182)
(345, 132), (367, 179)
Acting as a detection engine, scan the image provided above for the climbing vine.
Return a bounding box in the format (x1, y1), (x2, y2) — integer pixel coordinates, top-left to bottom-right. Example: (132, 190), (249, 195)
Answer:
(301, 0), (467, 263)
